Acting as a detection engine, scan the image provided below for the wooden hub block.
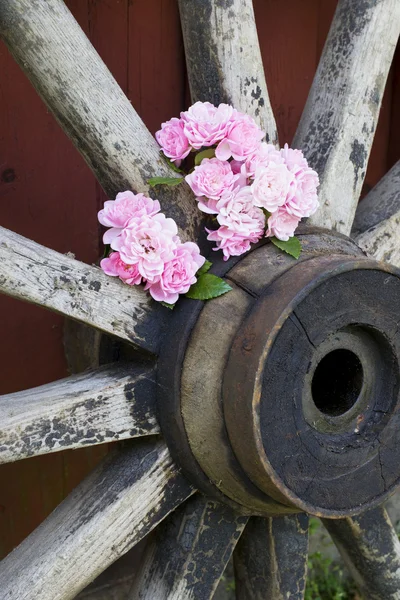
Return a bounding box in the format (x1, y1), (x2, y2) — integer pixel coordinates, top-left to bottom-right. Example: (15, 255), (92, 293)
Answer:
(159, 230), (400, 517)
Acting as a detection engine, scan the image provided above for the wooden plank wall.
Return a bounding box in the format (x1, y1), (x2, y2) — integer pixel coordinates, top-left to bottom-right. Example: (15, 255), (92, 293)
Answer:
(0, 0), (399, 559)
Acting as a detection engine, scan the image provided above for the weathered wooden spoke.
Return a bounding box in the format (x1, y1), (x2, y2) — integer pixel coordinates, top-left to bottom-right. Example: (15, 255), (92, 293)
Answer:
(0, 362), (158, 464)
(234, 514), (309, 600)
(0, 226), (165, 353)
(129, 495), (247, 599)
(294, 0), (400, 234)
(0, 439), (195, 600)
(178, 0), (277, 142)
(0, 0), (199, 240)
(352, 160), (400, 265)
(322, 507), (400, 599)
(2, 0), (400, 597)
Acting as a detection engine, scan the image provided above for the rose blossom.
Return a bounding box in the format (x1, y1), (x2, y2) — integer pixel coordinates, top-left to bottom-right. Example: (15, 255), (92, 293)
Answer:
(111, 213), (178, 281)
(215, 113), (264, 161)
(216, 187), (265, 236)
(266, 208), (300, 241)
(280, 143), (308, 171)
(229, 160), (248, 187)
(100, 251), (142, 285)
(98, 191), (161, 244)
(146, 242), (205, 304)
(230, 160), (244, 175)
(244, 142), (283, 179)
(207, 227), (260, 261)
(206, 187), (265, 260)
(197, 197), (220, 214)
(155, 117), (191, 162)
(181, 102), (235, 149)
(285, 168), (319, 218)
(185, 157), (239, 201)
(251, 163), (294, 213)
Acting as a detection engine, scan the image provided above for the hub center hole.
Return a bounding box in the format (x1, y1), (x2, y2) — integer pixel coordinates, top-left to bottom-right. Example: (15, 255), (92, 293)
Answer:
(311, 349), (363, 416)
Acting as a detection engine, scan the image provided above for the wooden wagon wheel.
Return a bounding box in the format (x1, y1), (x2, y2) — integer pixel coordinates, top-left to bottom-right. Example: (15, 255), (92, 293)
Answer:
(1, 0), (400, 598)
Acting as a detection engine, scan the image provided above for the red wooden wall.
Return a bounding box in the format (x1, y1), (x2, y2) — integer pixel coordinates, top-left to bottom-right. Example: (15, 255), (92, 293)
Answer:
(0, 0), (399, 559)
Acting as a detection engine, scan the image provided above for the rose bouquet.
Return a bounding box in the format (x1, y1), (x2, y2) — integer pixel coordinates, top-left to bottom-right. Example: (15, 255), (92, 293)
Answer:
(99, 101), (319, 306)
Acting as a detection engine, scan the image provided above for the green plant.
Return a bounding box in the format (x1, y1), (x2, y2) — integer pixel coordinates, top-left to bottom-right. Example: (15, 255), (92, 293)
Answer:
(305, 551), (359, 600)
(309, 517), (321, 535)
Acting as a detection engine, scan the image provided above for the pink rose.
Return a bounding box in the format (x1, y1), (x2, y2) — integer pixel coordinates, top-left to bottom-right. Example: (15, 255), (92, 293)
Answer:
(280, 143), (308, 171)
(197, 197), (220, 215)
(111, 213), (178, 281)
(181, 102), (235, 149)
(245, 142), (283, 179)
(100, 252), (142, 285)
(185, 158), (239, 201)
(266, 208), (300, 241)
(230, 160), (244, 175)
(277, 144), (319, 218)
(251, 163), (294, 213)
(206, 187), (265, 260)
(216, 187), (265, 236)
(285, 168), (319, 218)
(98, 191), (160, 244)
(155, 117), (191, 163)
(230, 160), (248, 187)
(215, 113), (264, 161)
(207, 227), (259, 261)
(146, 242), (205, 304)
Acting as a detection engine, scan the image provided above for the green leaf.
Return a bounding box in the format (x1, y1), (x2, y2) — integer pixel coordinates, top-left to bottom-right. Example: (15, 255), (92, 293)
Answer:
(148, 176), (183, 187)
(270, 236), (302, 259)
(186, 273), (232, 300)
(160, 152), (184, 173)
(160, 301), (175, 310)
(195, 148), (216, 166)
(102, 244), (111, 259)
(196, 260), (212, 277)
(262, 208), (272, 219)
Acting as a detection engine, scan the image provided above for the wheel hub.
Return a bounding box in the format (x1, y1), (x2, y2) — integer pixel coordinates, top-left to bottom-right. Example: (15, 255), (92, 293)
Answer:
(159, 230), (400, 517)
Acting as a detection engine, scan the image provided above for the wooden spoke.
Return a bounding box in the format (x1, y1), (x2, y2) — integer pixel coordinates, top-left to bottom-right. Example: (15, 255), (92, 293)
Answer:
(128, 495), (247, 599)
(0, 439), (195, 600)
(0, 0), (200, 240)
(0, 362), (159, 464)
(0, 226), (166, 353)
(74, 551), (139, 600)
(322, 507), (400, 599)
(234, 514), (309, 600)
(352, 160), (400, 236)
(352, 160), (400, 265)
(178, 0), (278, 143)
(293, 0), (400, 235)
(76, 580), (131, 600)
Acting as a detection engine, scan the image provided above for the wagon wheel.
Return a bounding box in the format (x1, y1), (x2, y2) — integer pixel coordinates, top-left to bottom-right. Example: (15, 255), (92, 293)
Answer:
(1, 0), (400, 598)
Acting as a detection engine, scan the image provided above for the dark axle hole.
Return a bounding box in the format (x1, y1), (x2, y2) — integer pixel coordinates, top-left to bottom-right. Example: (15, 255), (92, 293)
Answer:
(311, 349), (363, 417)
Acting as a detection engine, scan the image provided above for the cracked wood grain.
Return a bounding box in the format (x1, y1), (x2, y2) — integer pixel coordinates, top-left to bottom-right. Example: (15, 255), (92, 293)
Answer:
(180, 280), (288, 515)
(0, 439), (195, 600)
(178, 0), (278, 144)
(0, 363), (159, 464)
(322, 507), (400, 599)
(234, 514), (309, 600)
(293, 0), (400, 235)
(128, 494), (247, 599)
(0, 226), (165, 353)
(352, 161), (400, 266)
(0, 0), (201, 241)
